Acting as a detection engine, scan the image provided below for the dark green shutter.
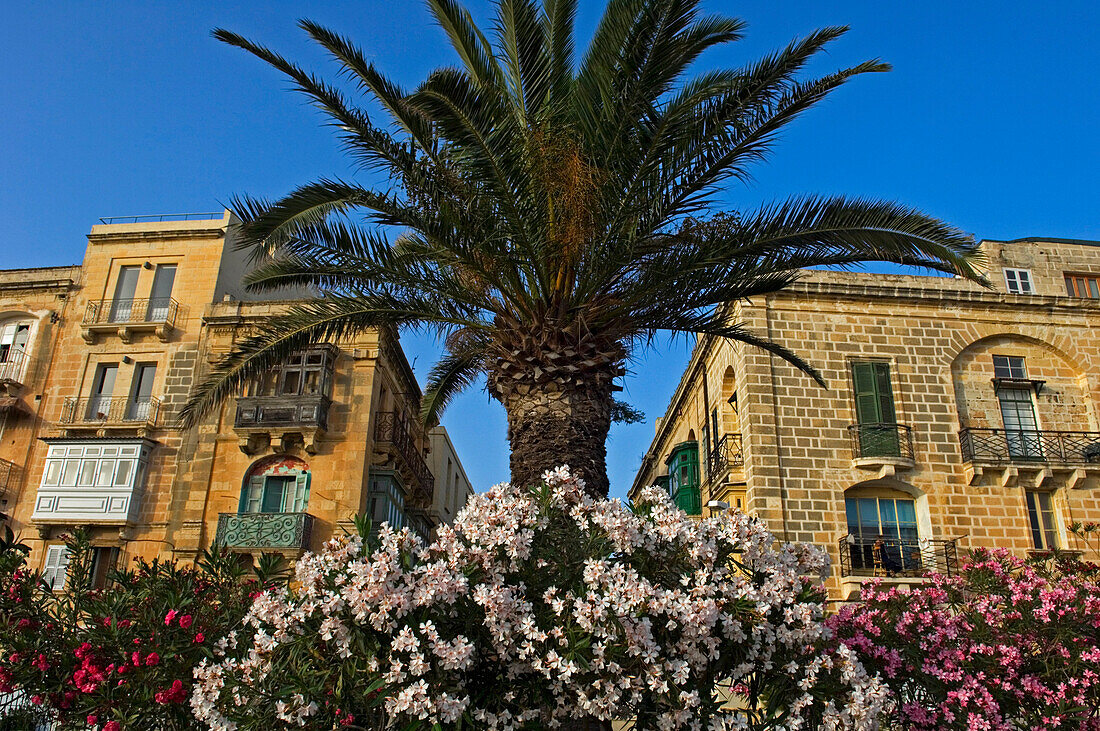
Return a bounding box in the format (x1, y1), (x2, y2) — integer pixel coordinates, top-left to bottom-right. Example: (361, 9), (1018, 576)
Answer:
(853, 362), (899, 457)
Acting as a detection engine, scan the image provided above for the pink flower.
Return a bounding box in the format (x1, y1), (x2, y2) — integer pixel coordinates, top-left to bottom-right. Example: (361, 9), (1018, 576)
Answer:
(105, 722), (121, 731)
(32, 654), (49, 671)
(178, 614), (193, 629)
(164, 609), (179, 626)
(193, 632), (205, 643)
(131, 651), (141, 666)
(86, 715), (98, 726)
(145, 652), (160, 666)
(30, 695), (42, 705)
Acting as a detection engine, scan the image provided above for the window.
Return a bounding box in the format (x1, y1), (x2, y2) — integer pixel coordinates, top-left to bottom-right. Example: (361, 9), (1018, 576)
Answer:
(1003, 269), (1033, 294)
(665, 441), (701, 514)
(109, 266), (141, 322)
(240, 471), (310, 514)
(0, 320), (31, 367)
(1025, 491), (1059, 549)
(87, 363), (118, 420)
(146, 264), (177, 321)
(90, 547), (119, 590)
(992, 355), (1027, 380)
(40, 442), (150, 490)
(851, 361), (900, 457)
(244, 347), (334, 399)
(42, 545), (70, 591)
(368, 472), (406, 529)
(845, 495), (920, 573)
(127, 363), (157, 420)
(1065, 273), (1100, 299)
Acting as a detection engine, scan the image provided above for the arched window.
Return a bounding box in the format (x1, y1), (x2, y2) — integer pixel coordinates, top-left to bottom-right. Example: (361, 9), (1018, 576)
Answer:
(844, 486), (920, 574)
(240, 455), (310, 514)
(0, 318), (33, 381)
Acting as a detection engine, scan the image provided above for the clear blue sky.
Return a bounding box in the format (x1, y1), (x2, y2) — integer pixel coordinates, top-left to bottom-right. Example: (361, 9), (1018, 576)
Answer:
(3, 1), (1097, 499)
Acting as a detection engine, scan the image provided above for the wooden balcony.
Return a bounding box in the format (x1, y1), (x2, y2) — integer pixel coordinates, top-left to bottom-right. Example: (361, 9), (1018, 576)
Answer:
(233, 394), (331, 455)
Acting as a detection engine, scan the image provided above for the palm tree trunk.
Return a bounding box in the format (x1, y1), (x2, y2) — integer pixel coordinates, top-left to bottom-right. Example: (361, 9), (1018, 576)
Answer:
(501, 384), (613, 497)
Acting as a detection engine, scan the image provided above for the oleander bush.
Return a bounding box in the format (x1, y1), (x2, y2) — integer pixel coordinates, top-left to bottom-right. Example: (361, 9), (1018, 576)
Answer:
(831, 547), (1100, 729)
(192, 467), (887, 731)
(0, 528), (282, 730)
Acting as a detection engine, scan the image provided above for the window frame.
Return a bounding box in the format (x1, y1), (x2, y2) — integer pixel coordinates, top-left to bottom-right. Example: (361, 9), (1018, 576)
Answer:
(1065, 273), (1100, 299)
(1003, 268), (1034, 294)
(1025, 490), (1059, 550)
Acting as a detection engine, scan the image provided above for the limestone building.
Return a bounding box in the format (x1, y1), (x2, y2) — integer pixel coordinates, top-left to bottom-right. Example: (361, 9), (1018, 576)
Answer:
(631, 237), (1100, 599)
(1, 211), (473, 589)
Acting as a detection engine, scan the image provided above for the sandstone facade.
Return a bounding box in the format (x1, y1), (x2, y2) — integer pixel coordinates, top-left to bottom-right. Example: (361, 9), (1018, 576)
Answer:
(631, 237), (1100, 599)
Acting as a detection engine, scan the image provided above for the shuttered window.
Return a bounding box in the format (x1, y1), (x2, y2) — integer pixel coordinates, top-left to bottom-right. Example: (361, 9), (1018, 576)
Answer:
(852, 361), (896, 425)
(42, 545), (70, 591)
(239, 472), (311, 514)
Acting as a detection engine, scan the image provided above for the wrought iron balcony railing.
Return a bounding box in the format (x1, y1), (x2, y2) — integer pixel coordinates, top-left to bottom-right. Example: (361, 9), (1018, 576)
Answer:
(214, 512), (315, 551)
(83, 298), (179, 327)
(59, 396), (162, 426)
(705, 433), (744, 483)
(234, 394), (331, 431)
(0, 351), (28, 384)
(837, 535), (960, 578)
(848, 423), (915, 461)
(374, 411), (435, 503)
(959, 428), (1100, 464)
(0, 458), (19, 498)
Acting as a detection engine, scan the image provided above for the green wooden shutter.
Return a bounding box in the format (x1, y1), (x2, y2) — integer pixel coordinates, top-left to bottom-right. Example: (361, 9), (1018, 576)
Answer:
(853, 362), (899, 456)
(240, 475), (264, 513)
(291, 472), (311, 513)
(853, 362), (882, 424)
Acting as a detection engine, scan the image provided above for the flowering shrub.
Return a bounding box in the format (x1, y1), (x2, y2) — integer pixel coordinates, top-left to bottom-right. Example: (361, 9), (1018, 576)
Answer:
(0, 529), (281, 730)
(194, 467), (887, 730)
(831, 548), (1100, 729)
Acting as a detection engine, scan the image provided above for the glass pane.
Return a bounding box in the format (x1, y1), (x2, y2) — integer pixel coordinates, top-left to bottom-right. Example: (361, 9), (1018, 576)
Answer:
(302, 370), (321, 394)
(61, 460), (80, 486)
(96, 460), (115, 487)
(114, 460), (133, 486)
(281, 370), (301, 395)
(879, 499), (897, 526)
(845, 499), (859, 532)
(43, 461), (60, 486)
(858, 498), (878, 533)
(1091, 280), (1099, 299)
(896, 500), (917, 523)
(306, 352), (324, 366)
(78, 461), (97, 486)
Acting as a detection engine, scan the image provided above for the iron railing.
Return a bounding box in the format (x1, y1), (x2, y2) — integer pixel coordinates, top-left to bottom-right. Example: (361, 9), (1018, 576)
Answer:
(0, 350), (28, 384)
(59, 396), (162, 426)
(234, 394), (331, 431)
(837, 535), (960, 578)
(705, 433), (744, 483)
(374, 411), (435, 503)
(959, 428), (1100, 464)
(0, 459), (19, 498)
(98, 212), (224, 224)
(83, 297), (179, 327)
(848, 423), (915, 460)
(215, 512), (315, 551)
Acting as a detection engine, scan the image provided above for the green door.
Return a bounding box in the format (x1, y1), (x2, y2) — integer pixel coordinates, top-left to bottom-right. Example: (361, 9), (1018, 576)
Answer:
(852, 362), (899, 457)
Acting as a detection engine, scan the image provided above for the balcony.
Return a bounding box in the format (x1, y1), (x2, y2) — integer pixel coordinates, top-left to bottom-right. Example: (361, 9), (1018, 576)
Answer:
(0, 350), (28, 387)
(215, 512), (314, 552)
(81, 298), (179, 344)
(58, 397), (162, 434)
(848, 423), (915, 476)
(374, 411), (434, 507)
(959, 428), (1100, 464)
(33, 438), (154, 525)
(0, 458), (20, 500)
(705, 433), (744, 484)
(837, 535), (960, 578)
(234, 394), (331, 454)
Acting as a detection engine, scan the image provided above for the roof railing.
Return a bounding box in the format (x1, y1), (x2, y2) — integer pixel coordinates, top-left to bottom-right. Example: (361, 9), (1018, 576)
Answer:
(97, 212), (225, 225)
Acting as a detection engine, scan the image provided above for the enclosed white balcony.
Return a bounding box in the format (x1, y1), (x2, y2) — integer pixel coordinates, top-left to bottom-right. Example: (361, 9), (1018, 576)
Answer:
(32, 439), (154, 524)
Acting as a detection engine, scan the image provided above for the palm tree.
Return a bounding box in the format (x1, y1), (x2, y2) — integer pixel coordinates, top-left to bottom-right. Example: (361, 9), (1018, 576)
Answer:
(183, 0), (984, 497)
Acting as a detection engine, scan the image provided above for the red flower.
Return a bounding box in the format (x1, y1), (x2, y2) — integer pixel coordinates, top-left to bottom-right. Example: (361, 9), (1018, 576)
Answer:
(145, 652), (160, 666)
(154, 678), (187, 704)
(32, 653), (49, 671)
(178, 614), (193, 629)
(193, 632), (205, 643)
(131, 651), (141, 667)
(105, 722), (121, 731)
(30, 695), (42, 705)
(164, 609), (179, 626)
(86, 714), (98, 726)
